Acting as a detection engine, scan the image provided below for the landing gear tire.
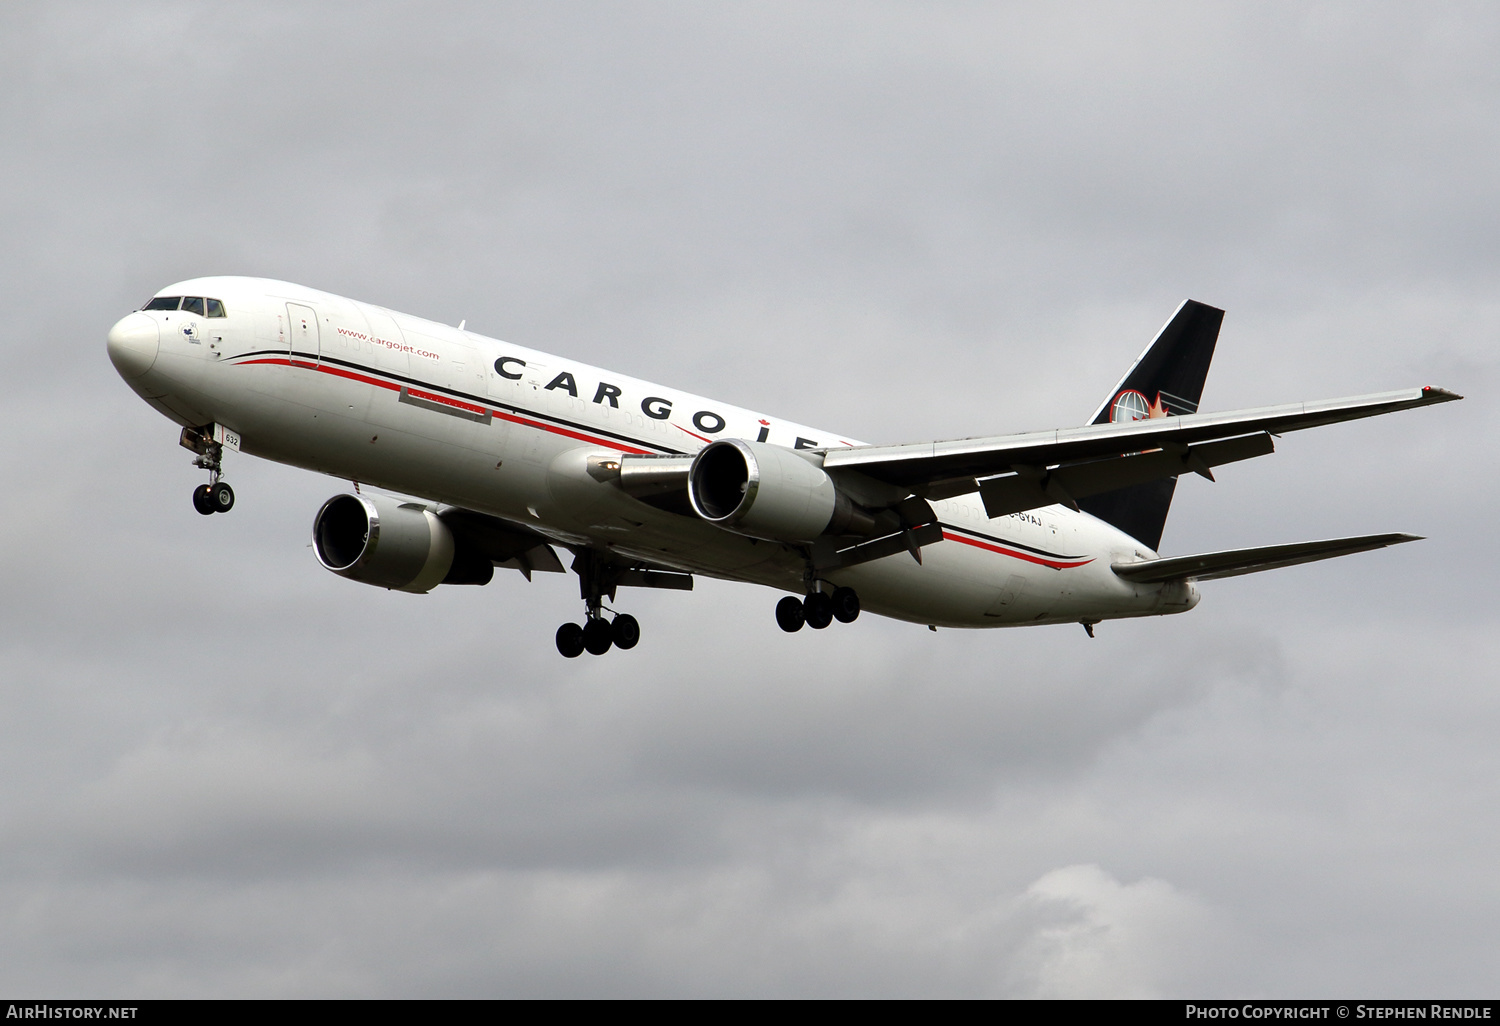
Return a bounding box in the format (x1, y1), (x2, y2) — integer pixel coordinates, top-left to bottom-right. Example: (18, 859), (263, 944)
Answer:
(192, 484), (215, 516)
(556, 622), (586, 658)
(831, 586), (860, 623)
(804, 591), (834, 630)
(583, 617), (614, 655)
(209, 481), (235, 513)
(611, 614), (640, 650)
(776, 596), (806, 633)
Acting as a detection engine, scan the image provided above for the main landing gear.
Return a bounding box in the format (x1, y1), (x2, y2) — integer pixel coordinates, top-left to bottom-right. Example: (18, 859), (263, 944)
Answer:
(775, 585), (860, 633)
(556, 549), (643, 658)
(184, 430), (234, 516)
(555, 613), (640, 658)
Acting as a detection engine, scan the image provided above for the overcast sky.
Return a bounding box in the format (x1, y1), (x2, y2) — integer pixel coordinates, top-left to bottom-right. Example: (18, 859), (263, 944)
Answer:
(1, 1), (1497, 997)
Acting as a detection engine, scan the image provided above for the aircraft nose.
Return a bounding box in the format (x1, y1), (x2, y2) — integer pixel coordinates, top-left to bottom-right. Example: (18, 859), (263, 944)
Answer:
(107, 312), (160, 378)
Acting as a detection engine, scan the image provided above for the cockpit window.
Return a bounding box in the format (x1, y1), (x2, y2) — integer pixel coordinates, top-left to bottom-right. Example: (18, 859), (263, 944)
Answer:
(141, 295), (225, 316)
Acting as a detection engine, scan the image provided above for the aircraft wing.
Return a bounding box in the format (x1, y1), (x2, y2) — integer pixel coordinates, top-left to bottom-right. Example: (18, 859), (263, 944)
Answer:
(819, 386), (1460, 514)
(1110, 533), (1421, 582)
(437, 506), (566, 578)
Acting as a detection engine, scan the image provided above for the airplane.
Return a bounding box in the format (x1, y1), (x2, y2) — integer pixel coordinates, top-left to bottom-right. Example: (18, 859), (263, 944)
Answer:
(106, 277), (1459, 657)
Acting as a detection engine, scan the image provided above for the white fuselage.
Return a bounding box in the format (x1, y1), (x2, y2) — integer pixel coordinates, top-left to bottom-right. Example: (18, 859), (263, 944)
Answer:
(108, 276), (1198, 629)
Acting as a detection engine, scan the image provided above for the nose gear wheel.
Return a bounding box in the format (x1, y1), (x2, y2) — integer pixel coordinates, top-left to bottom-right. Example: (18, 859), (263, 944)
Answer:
(185, 428), (235, 515)
(192, 484), (216, 516)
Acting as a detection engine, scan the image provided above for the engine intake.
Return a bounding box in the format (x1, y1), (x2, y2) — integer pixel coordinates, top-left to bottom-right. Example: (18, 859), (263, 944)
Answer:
(687, 439), (877, 542)
(313, 493), (492, 593)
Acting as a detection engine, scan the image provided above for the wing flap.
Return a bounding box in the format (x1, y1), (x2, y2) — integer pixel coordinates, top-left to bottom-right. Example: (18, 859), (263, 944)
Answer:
(978, 432), (1275, 518)
(437, 507), (566, 578)
(1111, 533), (1421, 583)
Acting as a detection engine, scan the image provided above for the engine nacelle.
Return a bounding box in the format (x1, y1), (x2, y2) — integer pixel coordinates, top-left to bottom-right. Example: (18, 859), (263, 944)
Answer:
(313, 493), (490, 593)
(688, 439), (876, 543)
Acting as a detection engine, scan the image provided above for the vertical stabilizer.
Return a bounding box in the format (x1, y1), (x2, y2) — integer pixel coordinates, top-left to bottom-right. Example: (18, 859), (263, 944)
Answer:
(1077, 300), (1224, 550)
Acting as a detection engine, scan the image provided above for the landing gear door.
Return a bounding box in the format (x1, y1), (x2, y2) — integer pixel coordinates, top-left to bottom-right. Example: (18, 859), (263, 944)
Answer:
(287, 303), (320, 367)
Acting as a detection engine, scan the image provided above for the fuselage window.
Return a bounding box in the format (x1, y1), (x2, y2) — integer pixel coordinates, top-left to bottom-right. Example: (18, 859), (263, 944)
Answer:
(205, 298), (226, 318)
(181, 297), (207, 316)
(143, 296), (182, 311)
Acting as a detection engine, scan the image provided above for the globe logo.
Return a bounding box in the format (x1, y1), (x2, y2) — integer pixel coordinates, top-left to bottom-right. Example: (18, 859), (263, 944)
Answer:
(1110, 389), (1150, 423)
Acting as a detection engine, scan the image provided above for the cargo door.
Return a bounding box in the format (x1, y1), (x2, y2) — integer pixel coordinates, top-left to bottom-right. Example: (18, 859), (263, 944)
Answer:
(286, 303), (320, 368)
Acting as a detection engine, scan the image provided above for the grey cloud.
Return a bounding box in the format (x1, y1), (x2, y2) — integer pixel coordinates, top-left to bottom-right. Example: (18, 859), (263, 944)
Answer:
(0, 0), (1495, 997)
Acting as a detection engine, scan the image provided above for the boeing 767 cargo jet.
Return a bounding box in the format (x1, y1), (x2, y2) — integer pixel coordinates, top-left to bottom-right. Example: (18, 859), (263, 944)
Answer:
(106, 278), (1458, 656)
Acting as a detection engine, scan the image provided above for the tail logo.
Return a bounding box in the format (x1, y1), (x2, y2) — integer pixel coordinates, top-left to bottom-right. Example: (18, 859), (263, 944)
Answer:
(1110, 389), (1193, 423)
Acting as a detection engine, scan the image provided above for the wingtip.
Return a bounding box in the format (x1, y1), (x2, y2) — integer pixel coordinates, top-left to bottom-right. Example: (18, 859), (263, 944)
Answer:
(1422, 386), (1464, 402)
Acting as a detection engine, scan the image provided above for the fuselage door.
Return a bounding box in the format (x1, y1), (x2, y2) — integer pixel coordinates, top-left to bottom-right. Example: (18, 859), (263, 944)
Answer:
(287, 303), (320, 367)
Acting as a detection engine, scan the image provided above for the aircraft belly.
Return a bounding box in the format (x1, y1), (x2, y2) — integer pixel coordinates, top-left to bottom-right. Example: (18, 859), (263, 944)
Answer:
(823, 519), (1161, 628)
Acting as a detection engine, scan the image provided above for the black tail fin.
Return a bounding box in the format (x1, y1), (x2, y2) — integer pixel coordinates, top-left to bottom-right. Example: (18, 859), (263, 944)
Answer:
(1077, 300), (1224, 550)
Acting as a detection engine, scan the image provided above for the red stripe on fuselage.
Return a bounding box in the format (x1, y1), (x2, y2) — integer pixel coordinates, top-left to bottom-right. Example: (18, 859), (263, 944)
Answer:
(235, 356), (656, 455)
(941, 530), (1093, 570)
(674, 423), (713, 445)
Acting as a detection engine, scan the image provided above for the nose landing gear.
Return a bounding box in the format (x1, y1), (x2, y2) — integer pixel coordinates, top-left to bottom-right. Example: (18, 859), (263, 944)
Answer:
(776, 585), (860, 633)
(182, 426), (235, 516)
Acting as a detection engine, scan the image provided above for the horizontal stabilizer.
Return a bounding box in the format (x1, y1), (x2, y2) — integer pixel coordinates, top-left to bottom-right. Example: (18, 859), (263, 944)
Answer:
(1111, 533), (1421, 583)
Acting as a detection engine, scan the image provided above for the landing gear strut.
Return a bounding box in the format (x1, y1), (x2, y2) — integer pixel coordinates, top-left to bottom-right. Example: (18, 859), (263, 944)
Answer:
(183, 428), (234, 515)
(555, 549), (644, 658)
(775, 585), (860, 634)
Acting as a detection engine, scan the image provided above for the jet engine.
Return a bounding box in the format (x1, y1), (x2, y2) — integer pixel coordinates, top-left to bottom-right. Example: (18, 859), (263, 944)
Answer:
(687, 439), (878, 543)
(312, 493), (493, 593)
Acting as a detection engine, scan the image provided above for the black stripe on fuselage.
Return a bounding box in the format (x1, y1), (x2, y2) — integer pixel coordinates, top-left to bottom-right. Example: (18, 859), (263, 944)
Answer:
(937, 521), (1088, 562)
